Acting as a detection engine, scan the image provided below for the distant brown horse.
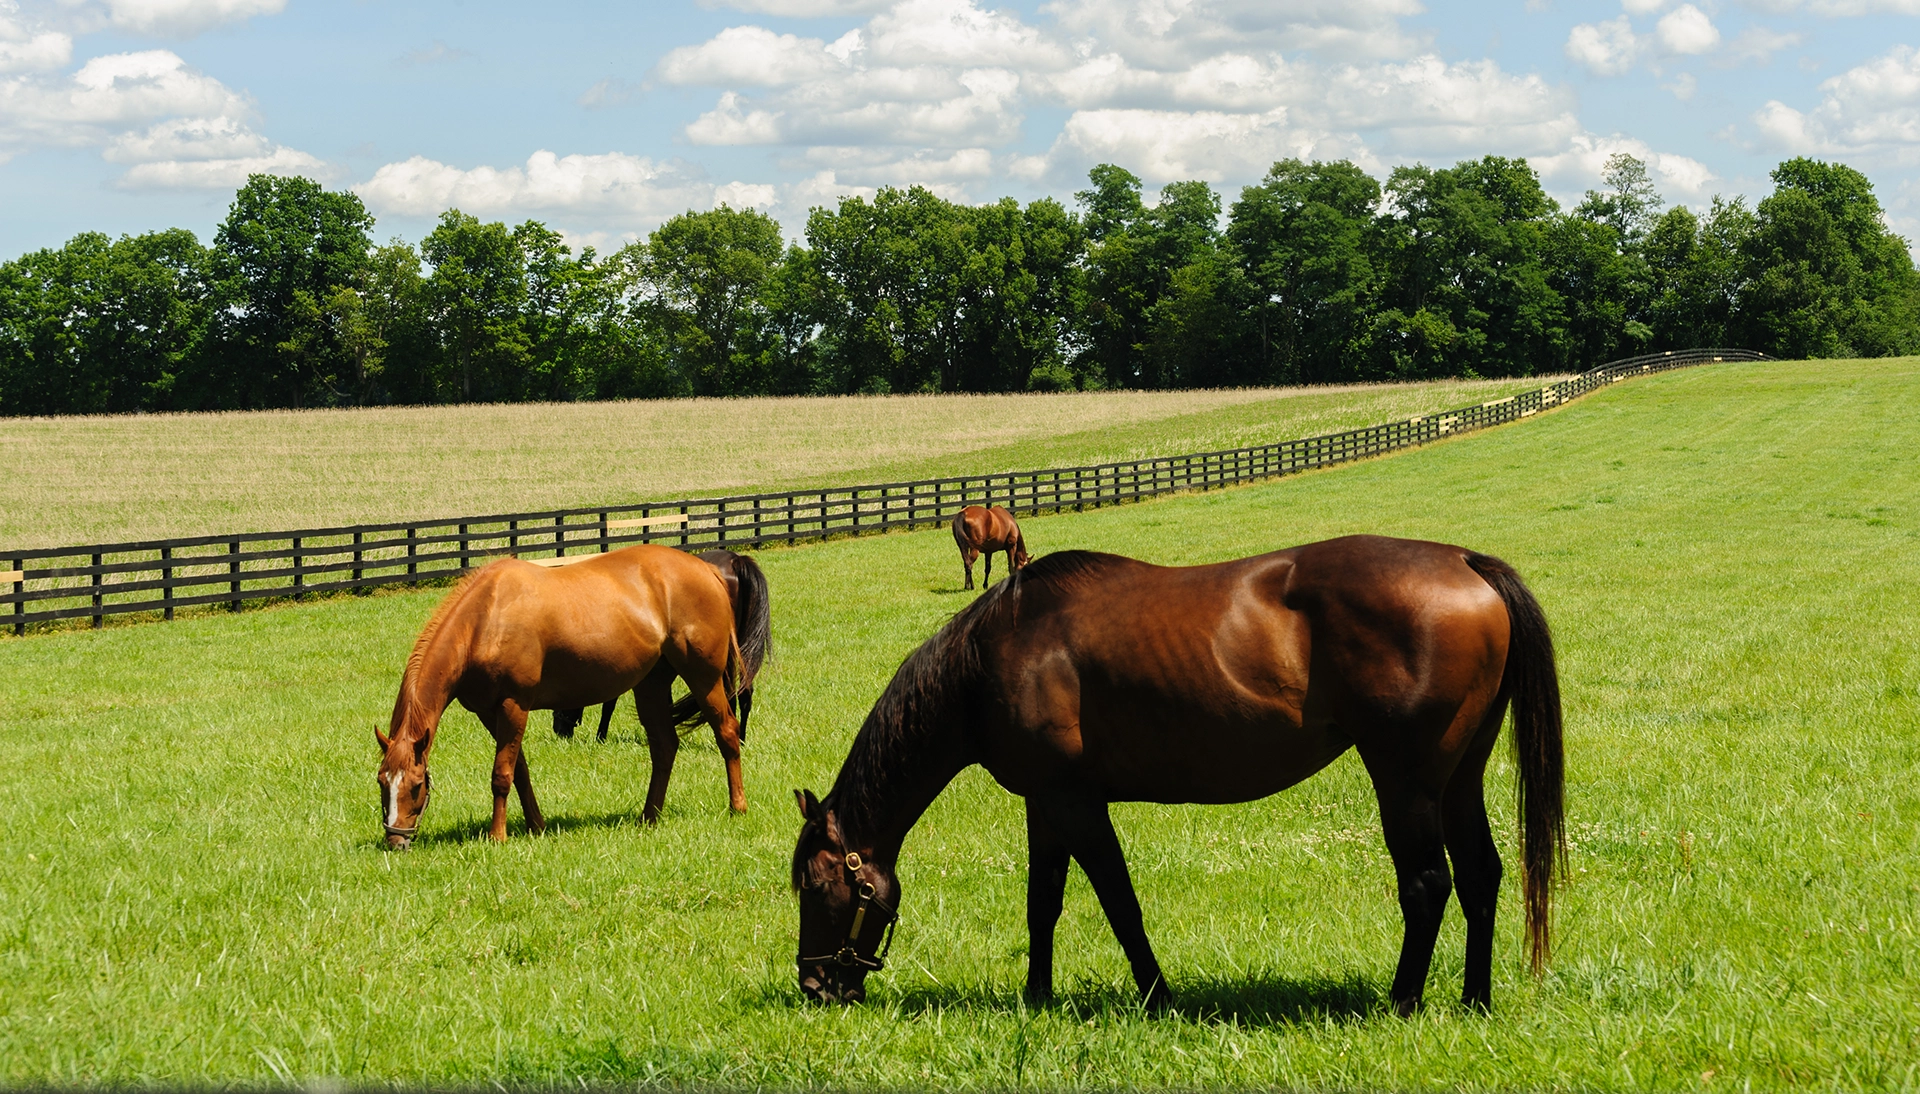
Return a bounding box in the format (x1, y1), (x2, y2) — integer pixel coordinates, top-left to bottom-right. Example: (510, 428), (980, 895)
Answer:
(793, 536), (1564, 1016)
(375, 545), (746, 849)
(555, 548), (771, 743)
(951, 505), (1031, 590)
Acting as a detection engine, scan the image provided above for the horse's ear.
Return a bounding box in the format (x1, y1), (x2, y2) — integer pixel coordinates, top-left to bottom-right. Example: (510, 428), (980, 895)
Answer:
(794, 788), (820, 821)
(823, 806), (847, 850)
(412, 733), (430, 764)
(374, 726), (392, 752)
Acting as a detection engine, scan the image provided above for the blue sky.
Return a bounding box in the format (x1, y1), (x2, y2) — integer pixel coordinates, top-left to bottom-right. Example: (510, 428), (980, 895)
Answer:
(2, 0), (1917, 257)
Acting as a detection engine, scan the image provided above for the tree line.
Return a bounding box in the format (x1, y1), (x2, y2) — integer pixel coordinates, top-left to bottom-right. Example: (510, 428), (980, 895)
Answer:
(2, 154), (1915, 415)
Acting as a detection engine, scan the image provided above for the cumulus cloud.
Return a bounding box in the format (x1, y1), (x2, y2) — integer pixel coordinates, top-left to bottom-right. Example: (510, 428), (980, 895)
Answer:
(91, 0), (286, 37)
(704, 0), (891, 13)
(1724, 26), (1803, 64)
(1532, 132), (1716, 197)
(656, 25), (853, 87)
(685, 66), (1024, 147)
(1565, 17), (1639, 76)
(354, 150), (715, 223)
(1043, 0), (1427, 63)
(713, 180), (778, 209)
(1754, 44), (1920, 155)
(1654, 4), (1720, 55)
(0, 7), (69, 73)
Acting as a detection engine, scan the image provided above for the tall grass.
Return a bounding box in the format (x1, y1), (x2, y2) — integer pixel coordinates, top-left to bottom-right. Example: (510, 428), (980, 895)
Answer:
(0, 357), (1914, 1088)
(0, 376), (1557, 549)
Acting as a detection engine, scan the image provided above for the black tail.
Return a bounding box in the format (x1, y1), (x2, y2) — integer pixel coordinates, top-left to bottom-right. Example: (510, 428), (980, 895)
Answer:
(671, 552), (771, 737)
(1465, 551), (1566, 974)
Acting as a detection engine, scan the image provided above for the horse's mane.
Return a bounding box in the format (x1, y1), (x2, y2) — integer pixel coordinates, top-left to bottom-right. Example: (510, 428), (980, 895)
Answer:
(794, 551), (1121, 884)
(397, 562), (496, 724)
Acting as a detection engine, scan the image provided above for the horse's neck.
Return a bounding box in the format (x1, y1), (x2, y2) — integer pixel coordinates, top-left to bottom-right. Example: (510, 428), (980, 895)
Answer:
(391, 614), (471, 745)
(835, 713), (975, 865)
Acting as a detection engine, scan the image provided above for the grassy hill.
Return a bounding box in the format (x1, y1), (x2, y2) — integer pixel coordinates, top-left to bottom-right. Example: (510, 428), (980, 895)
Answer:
(0, 357), (1914, 1088)
(0, 375), (1555, 549)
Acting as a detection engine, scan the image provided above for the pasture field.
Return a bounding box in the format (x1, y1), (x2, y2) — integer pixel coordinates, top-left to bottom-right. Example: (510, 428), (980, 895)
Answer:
(0, 375), (1560, 549)
(2, 357), (1917, 1089)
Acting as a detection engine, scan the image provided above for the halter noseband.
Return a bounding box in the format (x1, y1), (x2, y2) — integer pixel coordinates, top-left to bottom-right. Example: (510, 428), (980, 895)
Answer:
(798, 851), (899, 973)
(382, 769), (431, 841)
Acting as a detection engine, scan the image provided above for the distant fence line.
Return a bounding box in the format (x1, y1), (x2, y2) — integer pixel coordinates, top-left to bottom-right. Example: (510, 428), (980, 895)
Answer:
(2, 348), (1767, 634)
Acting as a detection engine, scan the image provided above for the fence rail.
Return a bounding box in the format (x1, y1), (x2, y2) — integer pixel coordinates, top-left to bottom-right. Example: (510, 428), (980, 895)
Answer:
(2, 348), (1767, 633)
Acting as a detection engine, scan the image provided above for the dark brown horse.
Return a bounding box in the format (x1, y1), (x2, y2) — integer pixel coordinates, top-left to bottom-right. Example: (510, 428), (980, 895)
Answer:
(951, 505), (1030, 590)
(375, 545), (747, 849)
(793, 536), (1564, 1015)
(554, 548), (771, 743)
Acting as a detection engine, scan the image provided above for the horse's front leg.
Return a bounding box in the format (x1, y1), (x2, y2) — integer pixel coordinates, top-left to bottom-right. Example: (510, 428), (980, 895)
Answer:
(1029, 788), (1169, 1010)
(483, 700), (542, 840)
(1024, 799), (1072, 1004)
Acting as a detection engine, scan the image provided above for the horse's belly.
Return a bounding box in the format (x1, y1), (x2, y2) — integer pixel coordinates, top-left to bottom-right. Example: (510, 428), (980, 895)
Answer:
(1082, 715), (1353, 804)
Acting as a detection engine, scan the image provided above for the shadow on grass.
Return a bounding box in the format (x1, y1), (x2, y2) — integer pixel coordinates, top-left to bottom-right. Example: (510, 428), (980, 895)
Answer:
(389, 810), (645, 848)
(749, 970), (1385, 1029)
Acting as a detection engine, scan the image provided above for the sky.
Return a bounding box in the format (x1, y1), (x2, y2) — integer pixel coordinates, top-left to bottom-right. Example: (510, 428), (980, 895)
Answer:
(2, 0), (1918, 258)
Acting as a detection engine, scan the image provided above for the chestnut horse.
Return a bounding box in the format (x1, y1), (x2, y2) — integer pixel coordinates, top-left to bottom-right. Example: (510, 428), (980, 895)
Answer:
(951, 505), (1030, 590)
(375, 544), (746, 849)
(554, 548), (771, 743)
(793, 536), (1564, 1015)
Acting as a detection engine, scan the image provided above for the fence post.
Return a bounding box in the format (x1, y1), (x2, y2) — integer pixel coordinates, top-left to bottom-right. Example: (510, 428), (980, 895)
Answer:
(13, 558), (24, 635)
(458, 524), (468, 569)
(93, 553), (104, 629)
(555, 514), (566, 557)
(230, 540), (242, 611)
(161, 546), (174, 621)
(407, 527), (417, 577)
(292, 536), (304, 600)
(598, 512), (609, 553)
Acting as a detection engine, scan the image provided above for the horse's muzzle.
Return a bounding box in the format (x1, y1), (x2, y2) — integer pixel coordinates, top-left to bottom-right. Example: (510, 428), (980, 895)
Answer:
(799, 964), (867, 1005)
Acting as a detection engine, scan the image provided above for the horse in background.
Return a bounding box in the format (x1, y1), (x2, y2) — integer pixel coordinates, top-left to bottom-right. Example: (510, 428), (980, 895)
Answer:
(951, 505), (1031, 590)
(375, 545), (748, 849)
(554, 548), (771, 743)
(793, 536), (1564, 1016)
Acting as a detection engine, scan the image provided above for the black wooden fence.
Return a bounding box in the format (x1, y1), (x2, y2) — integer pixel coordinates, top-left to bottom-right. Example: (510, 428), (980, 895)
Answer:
(2, 348), (1767, 633)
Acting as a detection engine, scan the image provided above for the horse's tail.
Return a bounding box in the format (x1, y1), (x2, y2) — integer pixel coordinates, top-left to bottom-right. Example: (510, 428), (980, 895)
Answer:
(671, 554), (767, 734)
(1465, 551), (1566, 975)
(729, 553), (772, 689)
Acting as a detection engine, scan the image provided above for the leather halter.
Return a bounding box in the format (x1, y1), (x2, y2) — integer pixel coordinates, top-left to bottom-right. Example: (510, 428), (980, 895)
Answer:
(798, 851), (898, 973)
(382, 769), (431, 841)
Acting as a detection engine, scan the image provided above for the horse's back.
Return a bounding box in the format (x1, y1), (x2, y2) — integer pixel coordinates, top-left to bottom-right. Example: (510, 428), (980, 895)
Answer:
(973, 538), (1511, 802)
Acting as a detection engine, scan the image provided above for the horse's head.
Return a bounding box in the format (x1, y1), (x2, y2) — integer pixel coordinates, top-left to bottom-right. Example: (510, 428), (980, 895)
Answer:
(374, 727), (432, 850)
(1012, 539), (1033, 570)
(791, 788), (898, 1004)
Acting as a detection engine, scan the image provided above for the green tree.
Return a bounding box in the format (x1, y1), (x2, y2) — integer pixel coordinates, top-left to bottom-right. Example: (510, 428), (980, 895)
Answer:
(205, 175), (374, 408)
(422, 211), (529, 402)
(1575, 154), (1663, 250)
(1228, 159), (1383, 383)
(645, 206), (788, 396)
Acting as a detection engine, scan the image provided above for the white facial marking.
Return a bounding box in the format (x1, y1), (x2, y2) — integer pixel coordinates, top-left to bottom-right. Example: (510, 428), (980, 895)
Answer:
(385, 771), (404, 829)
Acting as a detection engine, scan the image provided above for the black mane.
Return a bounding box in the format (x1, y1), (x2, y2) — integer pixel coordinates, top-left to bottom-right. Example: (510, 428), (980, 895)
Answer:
(791, 550), (1124, 888)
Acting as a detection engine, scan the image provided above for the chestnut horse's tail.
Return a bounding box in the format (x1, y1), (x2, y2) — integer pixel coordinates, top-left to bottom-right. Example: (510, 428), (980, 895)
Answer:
(670, 553), (769, 733)
(1465, 551), (1566, 974)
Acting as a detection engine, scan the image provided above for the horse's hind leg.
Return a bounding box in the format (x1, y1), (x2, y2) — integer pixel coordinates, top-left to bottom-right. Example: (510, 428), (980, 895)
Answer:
(1359, 749), (1452, 1017)
(634, 670), (678, 824)
(596, 698), (618, 742)
(553, 707), (581, 738)
(960, 546), (979, 590)
(1444, 710), (1506, 1012)
(1023, 799), (1072, 1005)
(692, 669), (747, 814)
(1029, 788), (1169, 1010)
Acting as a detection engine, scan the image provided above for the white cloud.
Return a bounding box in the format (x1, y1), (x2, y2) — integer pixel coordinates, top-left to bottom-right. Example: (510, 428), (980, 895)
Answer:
(1043, 0), (1427, 63)
(864, 0), (1069, 68)
(0, 7), (69, 73)
(1754, 44), (1920, 155)
(1533, 132), (1716, 197)
(1654, 4), (1720, 54)
(116, 145), (324, 188)
(1051, 106), (1344, 181)
(686, 66), (1024, 147)
(1621, 0), (1668, 12)
(703, 0), (891, 12)
(657, 25), (850, 87)
(1725, 26), (1803, 64)
(713, 179), (778, 209)
(1566, 17), (1639, 76)
(99, 0), (286, 37)
(354, 150), (714, 223)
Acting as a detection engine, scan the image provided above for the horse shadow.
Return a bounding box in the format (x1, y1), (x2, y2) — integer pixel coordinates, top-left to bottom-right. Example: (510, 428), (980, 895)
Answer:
(849, 970), (1385, 1029)
(420, 810), (644, 846)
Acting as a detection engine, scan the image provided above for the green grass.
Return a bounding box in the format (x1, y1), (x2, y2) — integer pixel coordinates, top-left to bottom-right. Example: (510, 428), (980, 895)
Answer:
(0, 375), (1557, 549)
(2, 357), (1917, 1089)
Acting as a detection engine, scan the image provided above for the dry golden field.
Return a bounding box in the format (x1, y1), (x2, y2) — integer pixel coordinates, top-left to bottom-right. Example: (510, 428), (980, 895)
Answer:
(0, 377), (1561, 548)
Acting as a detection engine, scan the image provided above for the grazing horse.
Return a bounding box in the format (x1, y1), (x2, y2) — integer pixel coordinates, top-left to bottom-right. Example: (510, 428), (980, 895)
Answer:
(792, 536), (1564, 1015)
(951, 505), (1031, 590)
(375, 545), (746, 849)
(554, 548), (771, 743)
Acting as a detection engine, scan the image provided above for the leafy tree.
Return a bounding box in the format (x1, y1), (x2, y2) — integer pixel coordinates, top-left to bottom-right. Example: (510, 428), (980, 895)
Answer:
(1229, 159), (1383, 383)
(205, 175), (374, 408)
(1645, 198), (1752, 349)
(645, 206), (788, 396)
(422, 211), (529, 402)
(1575, 154), (1663, 250)
(0, 230), (211, 415)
